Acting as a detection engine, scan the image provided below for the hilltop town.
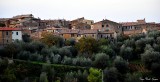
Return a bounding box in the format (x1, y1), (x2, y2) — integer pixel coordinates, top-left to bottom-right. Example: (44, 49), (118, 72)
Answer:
(0, 14), (160, 82)
(0, 14), (160, 45)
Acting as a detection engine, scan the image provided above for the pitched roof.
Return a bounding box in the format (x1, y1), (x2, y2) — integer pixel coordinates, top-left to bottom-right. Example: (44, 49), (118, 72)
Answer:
(0, 27), (21, 31)
(79, 29), (98, 34)
(120, 19), (146, 26)
(71, 17), (84, 22)
(99, 31), (115, 34)
(60, 29), (79, 34)
(93, 19), (120, 25)
(121, 22), (138, 26)
(13, 14), (33, 18)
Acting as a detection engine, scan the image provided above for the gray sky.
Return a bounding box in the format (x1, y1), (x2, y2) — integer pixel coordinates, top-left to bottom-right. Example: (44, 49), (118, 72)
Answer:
(0, 0), (160, 22)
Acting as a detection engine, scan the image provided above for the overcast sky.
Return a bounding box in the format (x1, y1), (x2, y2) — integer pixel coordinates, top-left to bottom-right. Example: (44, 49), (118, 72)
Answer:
(0, 0), (160, 22)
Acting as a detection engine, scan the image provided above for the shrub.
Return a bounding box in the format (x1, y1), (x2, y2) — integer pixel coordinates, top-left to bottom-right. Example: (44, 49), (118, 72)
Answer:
(156, 36), (160, 44)
(50, 53), (61, 64)
(72, 57), (92, 67)
(99, 45), (116, 59)
(50, 46), (59, 54)
(76, 70), (88, 82)
(130, 33), (145, 41)
(153, 43), (160, 52)
(22, 33), (31, 42)
(124, 39), (135, 47)
(65, 38), (76, 46)
(135, 38), (146, 49)
(76, 37), (98, 56)
(141, 50), (160, 70)
(148, 30), (160, 38)
(39, 72), (48, 82)
(120, 46), (133, 61)
(62, 56), (72, 65)
(87, 68), (102, 82)
(41, 48), (51, 57)
(17, 51), (30, 60)
(93, 53), (110, 69)
(29, 53), (39, 61)
(151, 63), (160, 77)
(144, 37), (154, 45)
(64, 72), (77, 82)
(104, 67), (118, 82)
(125, 72), (142, 82)
(114, 56), (129, 74)
(144, 44), (154, 51)
(59, 47), (72, 58)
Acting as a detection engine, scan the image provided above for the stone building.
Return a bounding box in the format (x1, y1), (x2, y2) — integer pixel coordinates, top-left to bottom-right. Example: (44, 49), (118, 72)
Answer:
(51, 28), (118, 41)
(121, 19), (160, 35)
(71, 17), (94, 30)
(41, 19), (70, 28)
(6, 14), (40, 28)
(59, 29), (79, 40)
(91, 19), (122, 32)
(0, 27), (22, 45)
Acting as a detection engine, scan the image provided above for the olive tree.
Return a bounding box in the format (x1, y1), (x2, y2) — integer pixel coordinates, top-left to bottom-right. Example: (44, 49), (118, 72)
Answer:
(39, 72), (48, 82)
(104, 67), (118, 82)
(93, 53), (110, 69)
(120, 45), (133, 61)
(114, 56), (129, 74)
(141, 50), (160, 70)
(99, 45), (115, 59)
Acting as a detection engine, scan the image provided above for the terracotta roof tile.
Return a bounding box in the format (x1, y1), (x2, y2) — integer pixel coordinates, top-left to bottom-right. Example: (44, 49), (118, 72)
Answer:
(120, 22), (138, 26)
(60, 29), (79, 34)
(79, 29), (98, 34)
(93, 19), (120, 25)
(0, 27), (21, 31)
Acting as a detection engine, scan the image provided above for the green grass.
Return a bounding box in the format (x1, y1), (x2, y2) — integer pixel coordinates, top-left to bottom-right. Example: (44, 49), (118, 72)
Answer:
(13, 58), (88, 69)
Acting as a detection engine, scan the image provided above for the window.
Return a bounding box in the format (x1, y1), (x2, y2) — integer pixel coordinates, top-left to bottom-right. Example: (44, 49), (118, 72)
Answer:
(102, 25), (104, 27)
(106, 24), (109, 27)
(7, 40), (8, 43)
(16, 32), (18, 35)
(6, 31), (8, 35)
(92, 34), (94, 37)
(118, 26), (121, 28)
(12, 32), (13, 34)
(101, 35), (103, 38)
(126, 26), (127, 29)
(71, 34), (74, 37)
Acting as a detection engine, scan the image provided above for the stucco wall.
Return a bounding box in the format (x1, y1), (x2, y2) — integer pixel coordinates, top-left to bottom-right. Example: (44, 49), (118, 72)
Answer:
(12, 31), (22, 41)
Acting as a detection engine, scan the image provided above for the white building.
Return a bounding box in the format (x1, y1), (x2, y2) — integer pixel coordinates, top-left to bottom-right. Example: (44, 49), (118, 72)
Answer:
(0, 27), (22, 45)
(12, 30), (22, 41)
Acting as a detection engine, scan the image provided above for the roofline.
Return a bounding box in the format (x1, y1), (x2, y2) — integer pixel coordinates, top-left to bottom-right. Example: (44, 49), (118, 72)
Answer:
(93, 19), (121, 25)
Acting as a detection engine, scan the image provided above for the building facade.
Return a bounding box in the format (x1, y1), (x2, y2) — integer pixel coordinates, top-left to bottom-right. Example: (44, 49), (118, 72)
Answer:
(0, 27), (22, 45)
(91, 19), (122, 32)
(71, 17), (94, 30)
(48, 28), (117, 41)
(41, 19), (70, 28)
(121, 19), (160, 35)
